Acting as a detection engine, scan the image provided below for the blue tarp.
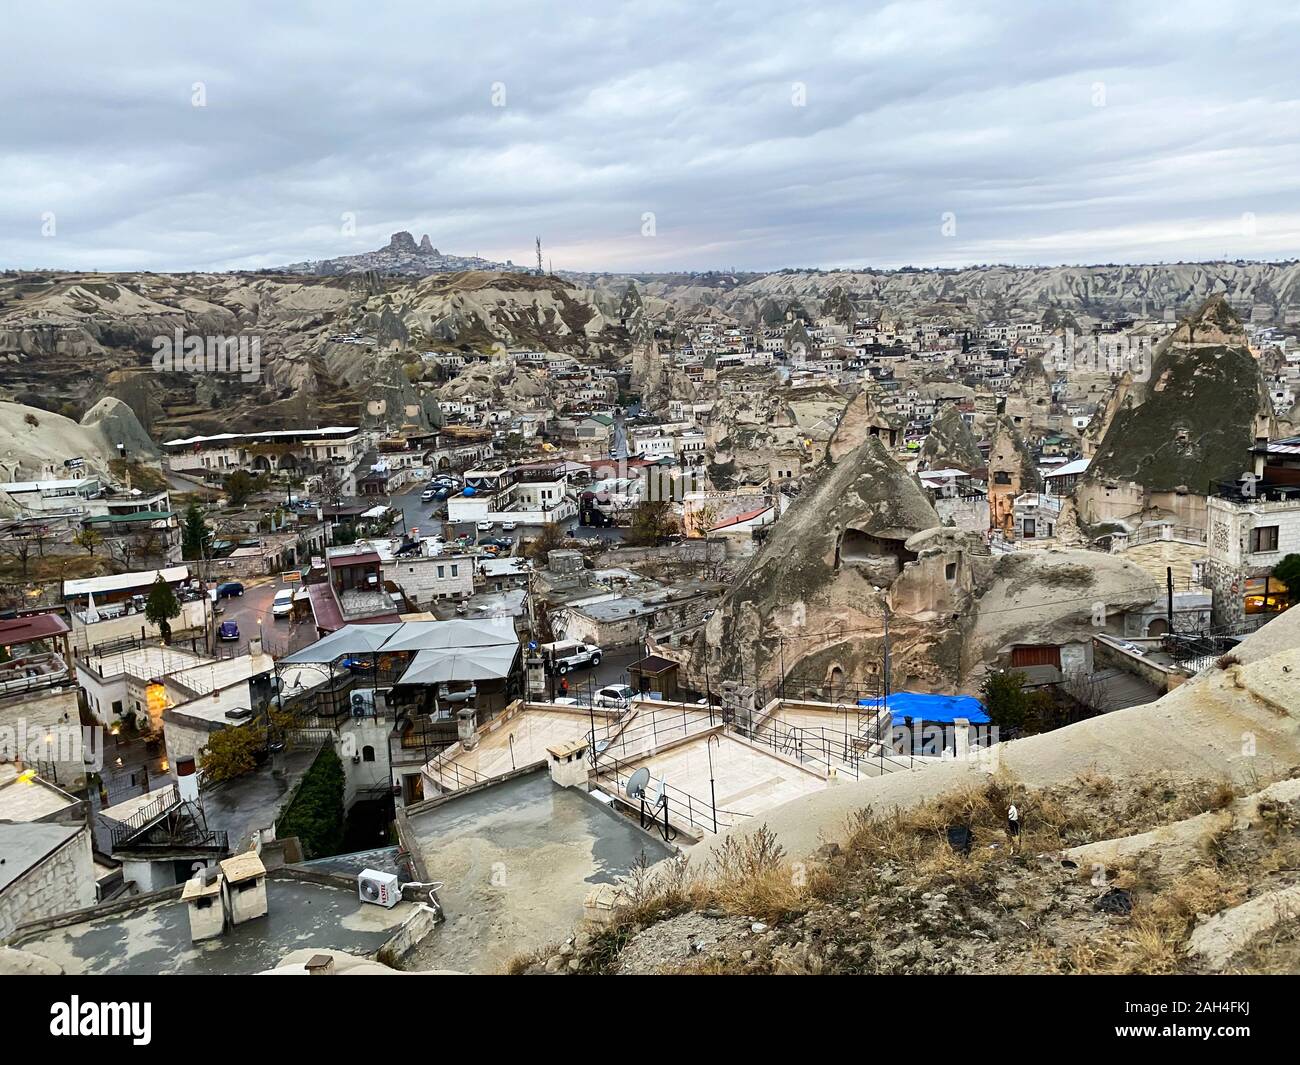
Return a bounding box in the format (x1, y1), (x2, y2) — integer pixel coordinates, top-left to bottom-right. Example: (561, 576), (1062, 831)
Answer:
(856, 691), (990, 725)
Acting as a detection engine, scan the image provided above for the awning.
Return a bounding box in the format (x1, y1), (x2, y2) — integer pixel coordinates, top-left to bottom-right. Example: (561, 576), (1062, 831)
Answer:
(278, 623), (402, 663)
(396, 644), (519, 685)
(379, 617), (517, 652)
(277, 616), (519, 664)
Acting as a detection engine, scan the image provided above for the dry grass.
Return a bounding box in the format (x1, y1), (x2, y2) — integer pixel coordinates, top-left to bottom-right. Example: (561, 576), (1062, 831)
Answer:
(536, 769), (1295, 976)
(503, 944), (556, 975)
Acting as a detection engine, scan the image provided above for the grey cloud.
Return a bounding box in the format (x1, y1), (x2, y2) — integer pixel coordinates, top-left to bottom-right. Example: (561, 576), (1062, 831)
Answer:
(2, 0), (1299, 272)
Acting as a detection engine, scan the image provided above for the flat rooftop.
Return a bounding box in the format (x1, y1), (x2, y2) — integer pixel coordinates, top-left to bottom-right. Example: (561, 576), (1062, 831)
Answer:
(402, 769), (673, 974)
(0, 775), (80, 823)
(427, 705), (613, 790)
(594, 733), (826, 836)
(10, 874), (414, 975)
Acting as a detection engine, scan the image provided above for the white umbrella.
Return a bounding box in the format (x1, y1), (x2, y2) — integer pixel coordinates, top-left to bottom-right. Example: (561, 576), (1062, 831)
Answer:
(84, 591), (101, 624)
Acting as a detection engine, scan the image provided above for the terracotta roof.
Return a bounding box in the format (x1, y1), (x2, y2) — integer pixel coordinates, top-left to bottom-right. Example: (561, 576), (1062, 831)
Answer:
(0, 613), (70, 645)
(711, 506), (772, 531)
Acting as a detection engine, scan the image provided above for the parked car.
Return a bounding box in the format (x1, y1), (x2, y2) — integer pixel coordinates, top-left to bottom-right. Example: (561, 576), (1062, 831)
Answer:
(501, 520), (518, 532)
(421, 488), (438, 502)
(548, 641), (603, 674)
(476, 519), (494, 532)
(218, 621), (240, 641)
(216, 581), (244, 598)
(593, 684), (637, 709)
(271, 589), (295, 618)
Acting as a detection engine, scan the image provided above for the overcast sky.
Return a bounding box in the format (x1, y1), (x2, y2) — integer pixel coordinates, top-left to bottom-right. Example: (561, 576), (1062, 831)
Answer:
(4, 1), (1300, 274)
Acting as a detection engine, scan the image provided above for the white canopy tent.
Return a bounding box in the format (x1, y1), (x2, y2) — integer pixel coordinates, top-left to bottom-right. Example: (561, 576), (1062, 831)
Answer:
(396, 644), (520, 685)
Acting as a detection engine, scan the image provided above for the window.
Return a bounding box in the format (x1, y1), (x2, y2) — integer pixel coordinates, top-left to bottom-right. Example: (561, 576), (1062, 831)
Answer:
(945, 562), (957, 580)
(437, 566), (445, 578)
(451, 565), (459, 577)
(1251, 526), (1279, 553)
(994, 471), (1012, 485)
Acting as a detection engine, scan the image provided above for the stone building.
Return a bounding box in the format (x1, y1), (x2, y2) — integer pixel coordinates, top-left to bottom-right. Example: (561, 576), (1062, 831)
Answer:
(987, 416), (1041, 537)
(0, 822), (96, 938)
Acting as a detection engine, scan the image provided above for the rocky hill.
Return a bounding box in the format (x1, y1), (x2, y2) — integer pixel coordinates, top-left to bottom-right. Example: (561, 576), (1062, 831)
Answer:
(1084, 295), (1275, 492)
(279, 231), (530, 277)
(583, 260), (1300, 322)
(0, 268), (629, 442)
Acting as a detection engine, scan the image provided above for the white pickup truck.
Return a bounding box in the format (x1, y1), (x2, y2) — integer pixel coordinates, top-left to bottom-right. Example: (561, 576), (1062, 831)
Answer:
(543, 640), (603, 674)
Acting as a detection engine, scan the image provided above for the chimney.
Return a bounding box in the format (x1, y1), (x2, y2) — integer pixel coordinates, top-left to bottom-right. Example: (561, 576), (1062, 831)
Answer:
(305, 953), (335, 975)
(546, 738), (590, 788)
(457, 707), (479, 750)
(176, 755), (200, 802)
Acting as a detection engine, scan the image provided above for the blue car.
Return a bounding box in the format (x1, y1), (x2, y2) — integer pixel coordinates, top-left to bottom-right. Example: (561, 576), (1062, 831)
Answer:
(216, 582), (244, 598)
(218, 621), (240, 641)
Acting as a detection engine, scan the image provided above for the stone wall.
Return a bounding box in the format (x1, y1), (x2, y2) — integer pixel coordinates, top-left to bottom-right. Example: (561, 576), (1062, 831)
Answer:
(0, 827), (95, 938)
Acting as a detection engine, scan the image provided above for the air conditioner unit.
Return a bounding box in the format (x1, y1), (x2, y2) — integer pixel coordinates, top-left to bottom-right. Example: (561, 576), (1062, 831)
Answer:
(357, 869), (400, 908)
(350, 688), (375, 718)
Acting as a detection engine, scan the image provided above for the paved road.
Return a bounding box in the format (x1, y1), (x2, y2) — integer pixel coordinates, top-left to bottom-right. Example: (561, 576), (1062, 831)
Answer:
(389, 484), (440, 537)
(213, 577), (311, 656)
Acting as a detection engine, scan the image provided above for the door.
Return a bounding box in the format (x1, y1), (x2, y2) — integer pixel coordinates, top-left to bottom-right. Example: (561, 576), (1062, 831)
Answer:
(1010, 644), (1061, 669)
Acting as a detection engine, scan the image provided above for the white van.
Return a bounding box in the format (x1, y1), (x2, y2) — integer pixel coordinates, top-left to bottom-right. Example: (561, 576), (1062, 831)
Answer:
(271, 589), (295, 618)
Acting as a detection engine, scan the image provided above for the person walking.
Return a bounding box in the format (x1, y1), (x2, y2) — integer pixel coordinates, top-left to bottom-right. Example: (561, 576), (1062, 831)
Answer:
(1006, 801), (1022, 855)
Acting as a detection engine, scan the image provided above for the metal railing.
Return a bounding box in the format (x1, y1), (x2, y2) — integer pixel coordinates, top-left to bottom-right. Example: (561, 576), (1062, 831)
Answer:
(588, 703), (717, 762)
(423, 756), (486, 793)
(107, 784), (180, 848)
(595, 750), (752, 836)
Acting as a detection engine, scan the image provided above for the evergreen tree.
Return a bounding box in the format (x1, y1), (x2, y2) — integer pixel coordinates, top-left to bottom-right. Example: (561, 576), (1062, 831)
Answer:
(144, 574), (181, 644)
(181, 502), (210, 561)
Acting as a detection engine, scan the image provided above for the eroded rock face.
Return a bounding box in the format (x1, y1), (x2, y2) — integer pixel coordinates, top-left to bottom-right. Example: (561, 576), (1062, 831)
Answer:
(386, 231), (420, 255)
(695, 434), (940, 688)
(988, 415), (1041, 536)
(1083, 295), (1274, 494)
(918, 402), (982, 471)
(81, 396), (158, 458)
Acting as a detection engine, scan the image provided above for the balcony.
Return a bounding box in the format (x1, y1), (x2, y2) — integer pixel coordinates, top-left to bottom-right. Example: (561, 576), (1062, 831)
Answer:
(1213, 479), (1300, 504)
(0, 653), (71, 698)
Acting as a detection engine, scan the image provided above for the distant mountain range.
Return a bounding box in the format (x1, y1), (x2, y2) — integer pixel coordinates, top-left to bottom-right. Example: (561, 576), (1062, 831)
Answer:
(278, 231), (531, 277)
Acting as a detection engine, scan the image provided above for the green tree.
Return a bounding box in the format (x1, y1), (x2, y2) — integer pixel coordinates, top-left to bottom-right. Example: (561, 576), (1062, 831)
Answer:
(980, 669), (1030, 732)
(524, 522), (564, 559)
(73, 527), (102, 556)
(181, 503), (210, 561)
(223, 469), (257, 506)
(276, 746), (346, 858)
(1272, 554), (1300, 604)
(144, 574), (181, 644)
(201, 725), (266, 784)
(626, 499), (680, 546)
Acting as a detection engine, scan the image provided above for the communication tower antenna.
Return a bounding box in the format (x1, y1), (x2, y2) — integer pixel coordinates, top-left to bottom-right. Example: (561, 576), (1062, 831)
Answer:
(536, 236), (543, 275)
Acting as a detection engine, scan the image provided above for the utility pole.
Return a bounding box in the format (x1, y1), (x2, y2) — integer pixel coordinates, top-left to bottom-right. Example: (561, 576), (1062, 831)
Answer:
(535, 237), (543, 276)
(1166, 566), (1175, 637)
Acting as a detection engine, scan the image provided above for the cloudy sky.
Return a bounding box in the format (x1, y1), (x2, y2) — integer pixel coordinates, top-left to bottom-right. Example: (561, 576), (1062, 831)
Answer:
(4, 1), (1300, 273)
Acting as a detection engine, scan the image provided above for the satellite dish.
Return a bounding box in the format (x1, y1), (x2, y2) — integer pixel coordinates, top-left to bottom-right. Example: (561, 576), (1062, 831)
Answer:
(625, 767), (650, 800)
(653, 775), (668, 808)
